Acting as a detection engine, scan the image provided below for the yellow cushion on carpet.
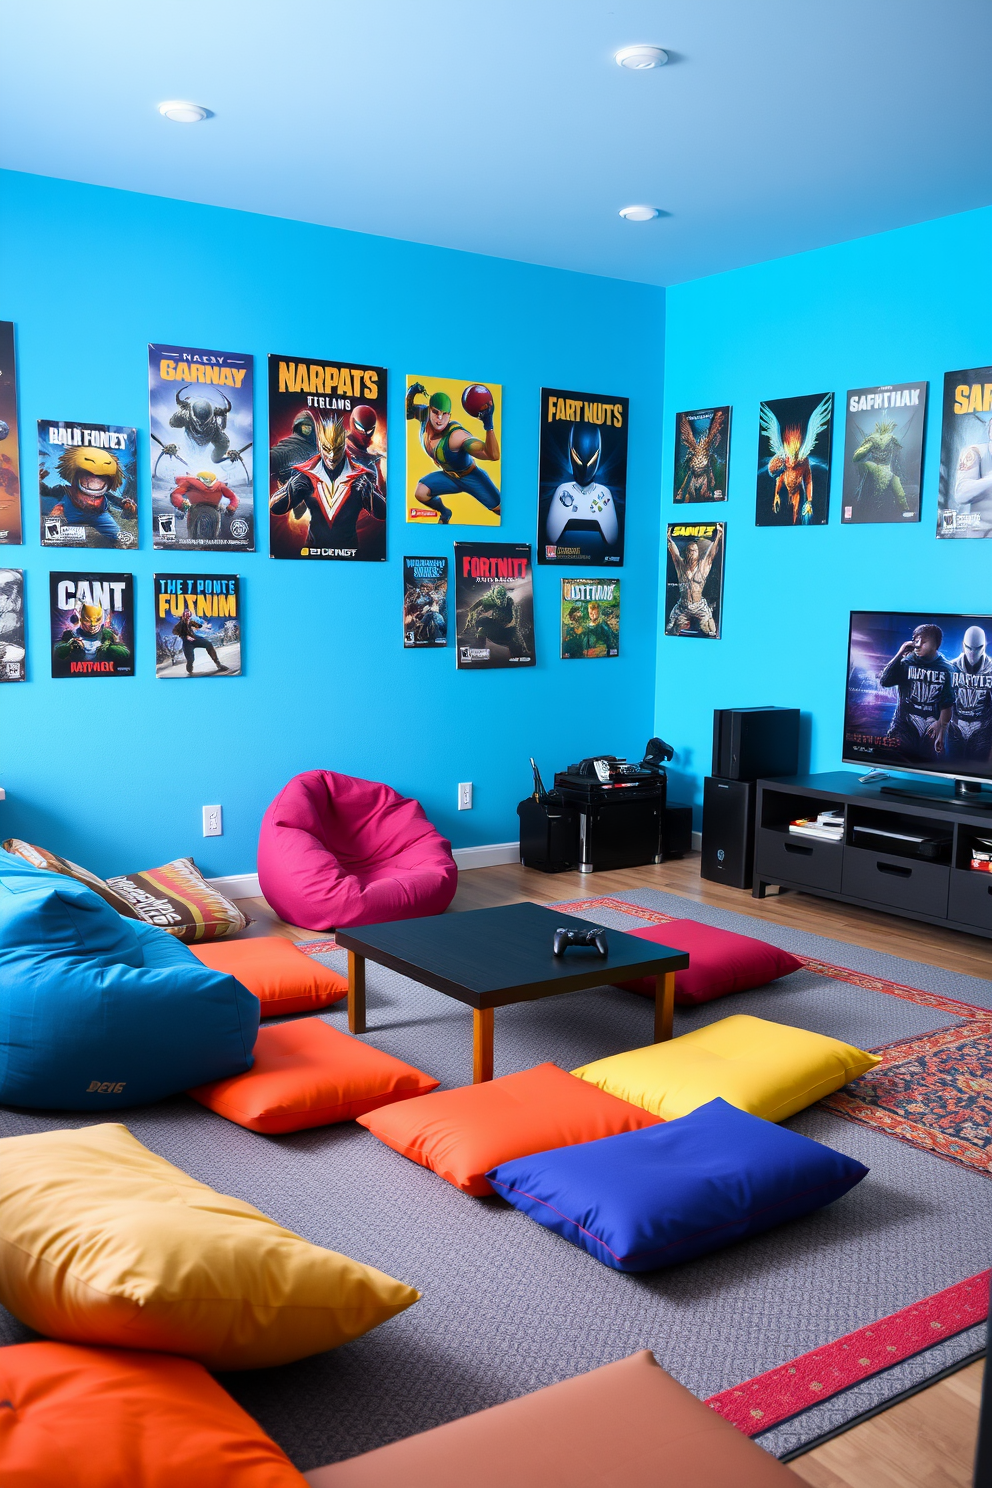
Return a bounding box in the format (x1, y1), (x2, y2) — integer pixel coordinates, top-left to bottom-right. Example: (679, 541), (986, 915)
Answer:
(0, 1124), (418, 1370)
(572, 1014), (879, 1123)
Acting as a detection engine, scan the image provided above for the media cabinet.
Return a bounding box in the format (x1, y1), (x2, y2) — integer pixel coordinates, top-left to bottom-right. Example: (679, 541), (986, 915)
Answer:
(753, 771), (992, 940)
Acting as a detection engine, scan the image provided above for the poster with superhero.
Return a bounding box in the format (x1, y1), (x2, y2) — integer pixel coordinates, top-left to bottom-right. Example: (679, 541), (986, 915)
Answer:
(406, 375), (501, 526)
(0, 323), (22, 544)
(841, 382), (926, 524)
(39, 421), (137, 550)
(403, 556), (448, 648)
(455, 542), (534, 669)
(154, 574), (241, 679)
(49, 571), (133, 678)
(0, 569), (25, 681)
(560, 578), (620, 659)
(149, 344), (254, 553)
(665, 523), (725, 639)
(936, 367), (992, 539)
(755, 392), (833, 526)
(538, 388), (627, 565)
(268, 354), (386, 561)
(673, 405), (730, 504)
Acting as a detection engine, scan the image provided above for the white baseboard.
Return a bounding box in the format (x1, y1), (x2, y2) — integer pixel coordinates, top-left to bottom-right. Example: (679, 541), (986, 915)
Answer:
(451, 841), (520, 870)
(692, 830), (701, 851)
(208, 872), (261, 900)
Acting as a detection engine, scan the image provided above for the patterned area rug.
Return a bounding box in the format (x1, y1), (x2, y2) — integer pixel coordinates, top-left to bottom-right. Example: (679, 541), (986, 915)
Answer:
(554, 895), (992, 1179)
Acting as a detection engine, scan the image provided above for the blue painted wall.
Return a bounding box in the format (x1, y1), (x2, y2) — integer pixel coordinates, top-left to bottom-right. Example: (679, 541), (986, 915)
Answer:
(657, 207), (992, 819)
(0, 170), (665, 877)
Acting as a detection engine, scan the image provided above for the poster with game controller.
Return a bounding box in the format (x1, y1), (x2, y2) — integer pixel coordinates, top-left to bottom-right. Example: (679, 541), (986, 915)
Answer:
(537, 387), (627, 565)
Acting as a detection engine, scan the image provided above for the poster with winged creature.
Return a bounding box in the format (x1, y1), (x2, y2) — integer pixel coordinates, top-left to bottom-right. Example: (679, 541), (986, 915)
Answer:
(755, 392), (833, 526)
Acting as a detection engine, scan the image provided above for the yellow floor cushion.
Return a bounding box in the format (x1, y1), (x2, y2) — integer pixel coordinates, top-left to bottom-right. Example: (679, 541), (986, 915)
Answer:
(572, 1014), (879, 1123)
(0, 1124), (418, 1370)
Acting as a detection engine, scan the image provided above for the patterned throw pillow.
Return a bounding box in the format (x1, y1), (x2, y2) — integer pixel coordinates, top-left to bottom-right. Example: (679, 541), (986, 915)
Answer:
(2, 838), (139, 919)
(106, 857), (250, 943)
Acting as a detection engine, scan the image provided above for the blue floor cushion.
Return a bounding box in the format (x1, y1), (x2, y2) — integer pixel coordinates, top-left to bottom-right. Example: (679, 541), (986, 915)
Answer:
(487, 1097), (868, 1272)
(0, 850), (259, 1110)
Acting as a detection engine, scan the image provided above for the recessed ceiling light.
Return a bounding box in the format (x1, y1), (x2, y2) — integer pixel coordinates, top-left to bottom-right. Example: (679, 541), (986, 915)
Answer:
(615, 45), (668, 70)
(158, 100), (210, 124)
(618, 205), (661, 222)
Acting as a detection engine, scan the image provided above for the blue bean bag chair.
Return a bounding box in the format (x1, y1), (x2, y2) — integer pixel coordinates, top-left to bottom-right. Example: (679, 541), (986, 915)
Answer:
(0, 850), (259, 1110)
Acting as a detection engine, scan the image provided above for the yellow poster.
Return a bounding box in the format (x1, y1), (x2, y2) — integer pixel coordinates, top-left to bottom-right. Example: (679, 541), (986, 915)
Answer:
(405, 375), (502, 525)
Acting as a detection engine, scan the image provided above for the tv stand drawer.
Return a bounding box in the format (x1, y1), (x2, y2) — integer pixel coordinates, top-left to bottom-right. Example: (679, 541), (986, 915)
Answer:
(754, 828), (842, 892)
(841, 847), (948, 917)
(949, 867), (992, 930)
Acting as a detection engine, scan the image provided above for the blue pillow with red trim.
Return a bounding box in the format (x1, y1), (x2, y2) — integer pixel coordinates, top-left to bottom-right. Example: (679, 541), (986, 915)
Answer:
(486, 1098), (867, 1272)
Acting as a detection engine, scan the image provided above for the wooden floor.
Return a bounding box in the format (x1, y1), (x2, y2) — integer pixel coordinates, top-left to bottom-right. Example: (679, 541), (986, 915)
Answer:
(238, 851), (988, 1486)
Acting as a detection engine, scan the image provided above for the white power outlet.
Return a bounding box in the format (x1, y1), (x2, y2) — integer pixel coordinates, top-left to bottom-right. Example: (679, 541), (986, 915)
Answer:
(458, 782), (473, 811)
(202, 804), (223, 837)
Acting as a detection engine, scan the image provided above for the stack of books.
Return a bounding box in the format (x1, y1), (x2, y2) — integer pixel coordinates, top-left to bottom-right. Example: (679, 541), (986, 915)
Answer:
(970, 836), (992, 873)
(788, 810), (844, 843)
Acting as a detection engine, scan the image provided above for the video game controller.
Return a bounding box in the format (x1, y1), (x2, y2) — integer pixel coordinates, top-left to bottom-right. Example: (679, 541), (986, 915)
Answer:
(553, 926), (609, 957)
(546, 483), (619, 545)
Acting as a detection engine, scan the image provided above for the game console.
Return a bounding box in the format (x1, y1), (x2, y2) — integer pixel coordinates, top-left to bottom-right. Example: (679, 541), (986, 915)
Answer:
(552, 926), (608, 957)
(546, 483), (619, 545)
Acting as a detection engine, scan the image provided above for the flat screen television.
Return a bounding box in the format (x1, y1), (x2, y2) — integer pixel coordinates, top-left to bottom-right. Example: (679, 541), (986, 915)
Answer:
(844, 611), (992, 795)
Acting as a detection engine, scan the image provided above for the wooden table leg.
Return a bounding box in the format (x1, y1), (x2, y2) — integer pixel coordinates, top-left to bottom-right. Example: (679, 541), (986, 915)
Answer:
(348, 951), (366, 1035)
(654, 972), (675, 1042)
(473, 1007), (494, 1083)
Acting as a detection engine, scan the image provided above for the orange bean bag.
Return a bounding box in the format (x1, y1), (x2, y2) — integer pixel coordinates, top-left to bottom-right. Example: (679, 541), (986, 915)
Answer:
(188, 1018), (439, 1133)
(0, 1341), (309, 1487)
(191, 936), (347, 1017)
(356, 1062), (659, 1196)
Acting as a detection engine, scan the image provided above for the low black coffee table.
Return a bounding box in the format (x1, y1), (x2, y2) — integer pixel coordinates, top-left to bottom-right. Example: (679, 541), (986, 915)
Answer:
(334, 901), (689, 1083)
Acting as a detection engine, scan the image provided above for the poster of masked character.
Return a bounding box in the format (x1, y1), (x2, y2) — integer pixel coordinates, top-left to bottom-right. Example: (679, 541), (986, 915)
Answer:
(841, 382), (926, 524)
(154, 574), (241, 678)
(0, 323), (22, 544)
(268, 355), (386, 560)
(39, 421), (137, 550)
(538, 388), (627, 564)
(455, 542), (534, 669)
(49, 571), (134, 678)
(406, 375), (501, 526)
(149, 344), (254, 552)
(936, 367), (992, 539)
(0, 569), (25, 681)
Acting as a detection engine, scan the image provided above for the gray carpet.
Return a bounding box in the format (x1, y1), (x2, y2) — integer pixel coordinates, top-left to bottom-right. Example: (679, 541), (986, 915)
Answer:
(1, 889), (989, 1466)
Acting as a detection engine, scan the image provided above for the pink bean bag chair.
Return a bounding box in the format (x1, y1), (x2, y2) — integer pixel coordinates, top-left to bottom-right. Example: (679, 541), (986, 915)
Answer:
(258, 771), (458, 930)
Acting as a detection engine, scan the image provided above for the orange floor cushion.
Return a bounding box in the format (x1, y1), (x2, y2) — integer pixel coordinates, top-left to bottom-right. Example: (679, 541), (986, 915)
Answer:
(356, 1062), (660, 1196)
(191, 936), (347, 1015)
(188, 1017), (439, 1133)
(0, 1341), (309, 1488)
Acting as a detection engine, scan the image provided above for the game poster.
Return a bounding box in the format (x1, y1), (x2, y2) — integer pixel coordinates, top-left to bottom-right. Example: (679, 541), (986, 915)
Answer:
(844, 611), (992, 774)
(39, 421), (137, 550)
(537, 388), (627, 564)
(0, 569), (25, 681)
(49, 571), (133, 678)
(936, 367), (992, 539)
(665, 522), (725, 639)
(755, 392), (833, 526)
(403, 556), (448, 648)
(454, 542), (534, 669)
(149, 344), (254, 553)
(841, 382), (926, 524)
(406, 375), (502, 526)
(560, 578), (620, 659)
(673, 405), (730, 504)
(0, 323), (22, 544)
(154, 575), (241, 678)
(268, 354), (386, 561)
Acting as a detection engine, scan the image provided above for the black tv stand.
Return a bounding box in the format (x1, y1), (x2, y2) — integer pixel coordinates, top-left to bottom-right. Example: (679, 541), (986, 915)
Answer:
(752, 770), (992, 940)
(879, 777), (992, 811)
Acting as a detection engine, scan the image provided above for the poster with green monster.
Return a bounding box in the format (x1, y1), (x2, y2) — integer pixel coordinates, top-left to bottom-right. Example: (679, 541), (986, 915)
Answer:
(841, 381), (927, 524)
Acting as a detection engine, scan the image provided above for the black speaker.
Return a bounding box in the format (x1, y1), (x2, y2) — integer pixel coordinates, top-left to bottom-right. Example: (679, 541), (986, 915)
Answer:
(712, 707), (800, 781)
(700, 777), (755, 889)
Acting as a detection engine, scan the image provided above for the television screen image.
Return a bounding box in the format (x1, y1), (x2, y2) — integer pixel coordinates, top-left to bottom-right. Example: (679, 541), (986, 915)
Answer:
(844, 612), (992, 781)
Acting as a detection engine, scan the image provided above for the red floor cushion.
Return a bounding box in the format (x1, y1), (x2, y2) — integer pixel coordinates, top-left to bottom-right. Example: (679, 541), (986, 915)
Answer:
(191, 936), (347, 1016)
(188, 1018), (439, 1133)
(257, 770), (458, 931)
(356, 1062), (660, 1197)
(618, 920), (802, 1006)
(0, 1341), (308, 1487)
